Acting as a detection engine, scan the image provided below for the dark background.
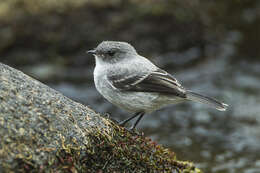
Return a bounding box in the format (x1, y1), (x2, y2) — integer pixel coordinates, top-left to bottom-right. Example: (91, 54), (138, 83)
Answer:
(1, 0), (260, 172)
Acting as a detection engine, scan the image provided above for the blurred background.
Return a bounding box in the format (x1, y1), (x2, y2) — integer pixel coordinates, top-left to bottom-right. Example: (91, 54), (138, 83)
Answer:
(1, 0), (260, 172)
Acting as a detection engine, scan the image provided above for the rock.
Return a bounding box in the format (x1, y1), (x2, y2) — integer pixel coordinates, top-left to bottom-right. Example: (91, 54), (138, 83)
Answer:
(0, 63), (201, 172)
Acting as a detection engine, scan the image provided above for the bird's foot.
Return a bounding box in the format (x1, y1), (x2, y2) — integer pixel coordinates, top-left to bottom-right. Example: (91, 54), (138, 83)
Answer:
(118, 120), (128, 127)
(128, 127), (143, 136)
(129, 125), (137, 131)
(103, 113), (110, 118)
(119, 112), (145, 127)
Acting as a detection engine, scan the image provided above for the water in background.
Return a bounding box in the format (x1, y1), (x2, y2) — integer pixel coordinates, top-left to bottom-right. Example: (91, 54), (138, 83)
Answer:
(1, 1), (260, 172)
(45, 45), (260, 173)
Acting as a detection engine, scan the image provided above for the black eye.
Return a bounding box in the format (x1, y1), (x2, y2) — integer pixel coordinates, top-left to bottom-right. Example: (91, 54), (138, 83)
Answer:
(107, 50), (115, 56)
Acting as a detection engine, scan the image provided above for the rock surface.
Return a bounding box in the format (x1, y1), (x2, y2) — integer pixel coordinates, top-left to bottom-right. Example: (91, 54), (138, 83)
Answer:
(0, 63), (201, 172)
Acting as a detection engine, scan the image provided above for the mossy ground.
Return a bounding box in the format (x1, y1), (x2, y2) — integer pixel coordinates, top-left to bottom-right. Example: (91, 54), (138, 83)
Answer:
(6, 117), (201, 173)
(0, 63), (201, 172)
(0, 0), (216, 169)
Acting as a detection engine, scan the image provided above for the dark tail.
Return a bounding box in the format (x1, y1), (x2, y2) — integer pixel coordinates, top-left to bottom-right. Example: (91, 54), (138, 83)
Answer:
(186, 90), (228, 111)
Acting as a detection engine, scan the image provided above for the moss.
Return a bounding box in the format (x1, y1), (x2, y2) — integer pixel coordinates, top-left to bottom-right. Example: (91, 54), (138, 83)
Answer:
(0, 63), (202, 172)
(82, 118), (201, 172)
(2, 117), (201, 172)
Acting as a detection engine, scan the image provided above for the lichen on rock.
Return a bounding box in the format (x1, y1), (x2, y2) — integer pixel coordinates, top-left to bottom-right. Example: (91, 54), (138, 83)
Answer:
(0, 63), (202, 172)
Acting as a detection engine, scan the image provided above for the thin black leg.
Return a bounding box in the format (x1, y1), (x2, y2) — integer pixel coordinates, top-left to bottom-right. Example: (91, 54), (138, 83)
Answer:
(119, 112), (142, 126)
(130, 112), (145, 130)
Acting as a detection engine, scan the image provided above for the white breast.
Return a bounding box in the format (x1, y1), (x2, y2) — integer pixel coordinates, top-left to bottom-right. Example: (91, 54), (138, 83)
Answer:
(93, 56), (183, 113)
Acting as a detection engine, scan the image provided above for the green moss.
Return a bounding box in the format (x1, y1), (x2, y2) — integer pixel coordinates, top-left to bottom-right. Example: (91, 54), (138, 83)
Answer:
(1, 116), (201, 172)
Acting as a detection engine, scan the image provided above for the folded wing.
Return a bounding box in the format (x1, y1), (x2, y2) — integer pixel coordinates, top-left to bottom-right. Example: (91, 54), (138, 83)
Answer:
(107, 69), (187, 98)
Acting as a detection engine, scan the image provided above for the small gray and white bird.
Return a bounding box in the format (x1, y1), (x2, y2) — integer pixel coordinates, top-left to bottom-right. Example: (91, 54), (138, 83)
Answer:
(87, 41), (228, 129)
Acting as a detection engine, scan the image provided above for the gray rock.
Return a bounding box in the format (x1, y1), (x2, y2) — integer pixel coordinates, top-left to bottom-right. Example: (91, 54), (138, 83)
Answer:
(0, 63), (200, 172)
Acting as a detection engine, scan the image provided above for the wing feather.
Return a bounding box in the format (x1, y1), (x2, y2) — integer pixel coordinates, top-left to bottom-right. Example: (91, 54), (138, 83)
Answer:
(107, 69), (186, 98)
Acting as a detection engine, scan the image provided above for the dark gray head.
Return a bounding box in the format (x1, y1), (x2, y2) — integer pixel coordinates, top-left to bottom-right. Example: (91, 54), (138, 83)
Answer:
(87, 41), (138, 63)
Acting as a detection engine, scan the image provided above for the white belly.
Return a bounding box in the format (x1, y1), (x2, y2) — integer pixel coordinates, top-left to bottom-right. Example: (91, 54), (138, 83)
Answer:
(104, 89), (160, 113)
(94, 75), (183, 113)
(93, 61), (184, 113)
(95, 79), (155, 112)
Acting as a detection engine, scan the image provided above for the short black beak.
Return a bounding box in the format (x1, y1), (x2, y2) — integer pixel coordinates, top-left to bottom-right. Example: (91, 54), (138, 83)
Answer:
(87, 49), (96, 55)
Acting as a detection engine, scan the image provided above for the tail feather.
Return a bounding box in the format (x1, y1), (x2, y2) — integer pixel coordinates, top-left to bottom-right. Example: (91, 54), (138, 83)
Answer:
(186, 90), (228, 111)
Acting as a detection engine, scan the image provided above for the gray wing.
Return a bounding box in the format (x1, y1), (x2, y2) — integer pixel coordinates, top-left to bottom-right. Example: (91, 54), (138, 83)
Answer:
(107, 69), (187, 98)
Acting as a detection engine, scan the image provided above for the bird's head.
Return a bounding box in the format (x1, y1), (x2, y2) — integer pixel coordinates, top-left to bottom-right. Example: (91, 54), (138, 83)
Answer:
(87, 41), (138, 63)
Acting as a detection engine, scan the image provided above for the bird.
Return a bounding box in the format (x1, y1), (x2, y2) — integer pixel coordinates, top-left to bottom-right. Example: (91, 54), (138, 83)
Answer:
(87, 41), (228, 130)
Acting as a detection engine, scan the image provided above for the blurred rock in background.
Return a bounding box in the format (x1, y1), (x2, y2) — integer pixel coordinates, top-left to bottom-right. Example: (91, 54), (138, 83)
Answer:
(1, 0), (259, 69)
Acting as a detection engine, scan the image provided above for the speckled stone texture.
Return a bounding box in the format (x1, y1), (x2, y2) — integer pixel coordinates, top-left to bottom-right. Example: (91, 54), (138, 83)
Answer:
(0, 63), (201, 173)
